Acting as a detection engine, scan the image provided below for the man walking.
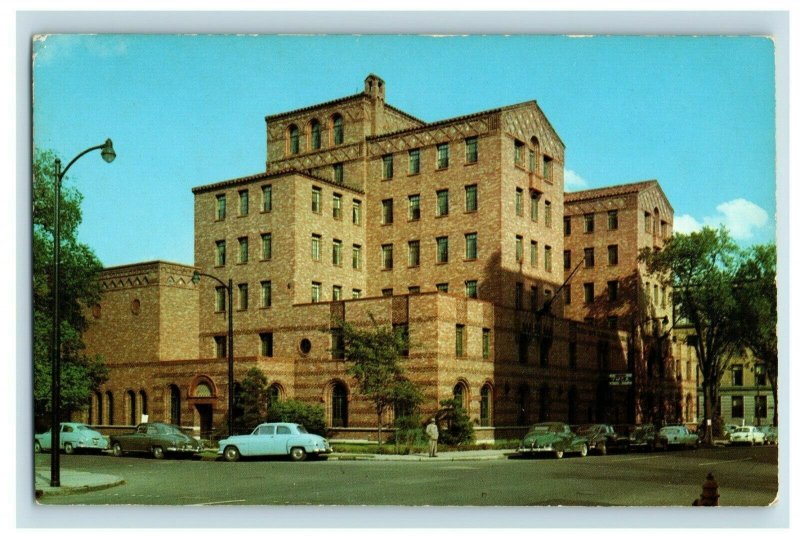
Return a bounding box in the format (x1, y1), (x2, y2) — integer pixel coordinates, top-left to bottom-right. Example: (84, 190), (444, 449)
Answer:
(426, 418), (439, 457)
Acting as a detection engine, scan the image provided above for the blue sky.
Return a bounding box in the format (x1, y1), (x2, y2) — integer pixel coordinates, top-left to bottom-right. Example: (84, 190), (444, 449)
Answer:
(32, 34), (776, 267)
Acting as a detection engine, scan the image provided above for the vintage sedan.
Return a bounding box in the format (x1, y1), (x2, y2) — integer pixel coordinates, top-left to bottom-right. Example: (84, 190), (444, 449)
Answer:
(217, 422), (332, 462)
(34, 422), (109, 454)
(575, 424), (630, 455)
(110, 422), (203, 459)
(517, 422), (588, 459)
(756, 426), (778, 445)
(658, 425), (700, 449)
(729, 426), (766, 446)
(628, 424), (668, 451)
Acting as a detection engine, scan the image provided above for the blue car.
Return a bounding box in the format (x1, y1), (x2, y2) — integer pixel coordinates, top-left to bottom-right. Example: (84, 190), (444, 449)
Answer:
(217, 422), (332, 462)
(35, 422), (109, 454)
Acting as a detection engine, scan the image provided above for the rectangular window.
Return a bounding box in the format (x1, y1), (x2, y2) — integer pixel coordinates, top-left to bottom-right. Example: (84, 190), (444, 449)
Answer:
(584, 282), (595, 304)
(608, 244), (619, 266)
(382, 199), (394, 224)
(311, 187), (322, 213)
(514, 140), (524, 166)
(584, 213), (595, 233)
(352, 199), (362, 225)
(215, 240), (226, 266)
(544, 200), (552, 228)
(408, 148), (420, 174)
(644, 211), (653, 233)
(482, 329), (490, 359)
(608, 280), (619, 301)
(382, 154), (394, 179)
(261, 233), (272, 260)
(465, 280), (478, 299)
(564, 284), (571, 305)
(515, 282), (523, 309)
(332, 239), (342, 266)
(311, 282), (321, 303)
(408, 286), (420, 295)
(239, 190), (249, 216)
(407, 240), (420, 267)
(382, 244), (393, 270)
(333, 163), (344, 183)
(214, 336), (226, 359)
(238, 237), (248, 264)
(352, 289), (362, 299)
(408, 194), (421, 221)
(755, 396), (767, 419)
(544, 245), (552, 272)
(543, 155), (553, 180)
(332, 194), (342, 220)
(530, 286), (539, 311)
(238, 283), (248, 310)
(465, 184), (478, 212)
(436, 189), (449, 217)
(465, 233), (478, 260)
(436, 283), (449, 293)
(332, 285), (342, 301)
(608, 210), (618, 230)
(584, 247), (595, 268)
(260, 332), (273, 357)
(515, 235), (523, 262)
(311, 234), (321, 261)
(515, 188), (524, 216)
(732, 364), (744, 386)
(260, 280), (272, 308)
(352, 244), (362, 270)
(564, 216), (571, 235)
(465, 137), (478, 163)
(437, 143), (449, 169)
(215, 286), (226, 312)
(530, 193), (539, 222)
(755, 364), (766, 386)
(261, 185), (272, 212)
(455, 325), (464, 357)
(530, 240), (538, 267)
(564, 249), (571, 270)
(731, 396), (744, 419)
(216, 194), (226, 220)
(382, 288), (393, 297)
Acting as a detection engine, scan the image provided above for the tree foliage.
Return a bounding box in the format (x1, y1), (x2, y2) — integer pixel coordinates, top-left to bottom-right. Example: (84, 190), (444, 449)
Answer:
(33, 149), (107, 425)
(436, 398), (475, 446)
(267, 399), (327, 436)
(232, 367), (269, 434)
(339, 316), (422, 448)
(640, 227), (742, 442)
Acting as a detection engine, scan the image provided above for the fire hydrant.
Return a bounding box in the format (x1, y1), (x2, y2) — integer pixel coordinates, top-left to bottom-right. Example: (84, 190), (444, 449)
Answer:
(692, 473), (720, 506)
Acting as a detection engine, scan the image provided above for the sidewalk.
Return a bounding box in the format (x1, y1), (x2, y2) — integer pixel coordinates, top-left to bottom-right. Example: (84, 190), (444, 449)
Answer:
(34, 468), (125, 499)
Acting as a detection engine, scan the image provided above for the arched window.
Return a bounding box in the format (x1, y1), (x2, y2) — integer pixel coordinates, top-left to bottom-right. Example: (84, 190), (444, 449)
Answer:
(91, 391), (102, 425)
(139, 390), (148, 417)
(106, 391), (114, 425)
(288, 124), (300, 154)
(538, 384), (551, 422)
(479, 384), (492, 427)
(267, 384), (281, 408)
(310, 119), (321, 150)
(517, 384), (530, 426)
(126, 390), (136, 425)
(194, 382), (213, 397)
(529, 136), (540, 173)
(653, 208), (661, 237)
(169, 384), (181, 426)
(453, 382), (467, 409)
(332, 382), (348, 427)
(332, 114), (344, 145)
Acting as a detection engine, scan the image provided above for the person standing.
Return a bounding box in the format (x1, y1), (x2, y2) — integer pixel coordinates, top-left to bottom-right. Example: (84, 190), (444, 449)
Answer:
(425, 418), (439, 457)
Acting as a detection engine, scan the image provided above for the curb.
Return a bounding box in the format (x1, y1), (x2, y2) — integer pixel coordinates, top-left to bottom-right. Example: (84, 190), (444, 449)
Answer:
(35, 477), (126, 499)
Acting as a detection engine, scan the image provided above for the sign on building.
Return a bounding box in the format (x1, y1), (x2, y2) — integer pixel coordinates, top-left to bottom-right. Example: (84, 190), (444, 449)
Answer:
(608, 373), (633, 386)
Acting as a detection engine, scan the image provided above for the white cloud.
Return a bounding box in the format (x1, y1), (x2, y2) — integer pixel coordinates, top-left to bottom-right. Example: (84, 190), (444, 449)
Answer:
(564, 169), (588, 192)
(673, 198), (770, 241)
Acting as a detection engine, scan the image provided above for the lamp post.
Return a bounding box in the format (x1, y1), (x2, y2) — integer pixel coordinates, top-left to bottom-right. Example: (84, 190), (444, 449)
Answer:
(191, 271), (234, 437)
(50, 139), (116, 487)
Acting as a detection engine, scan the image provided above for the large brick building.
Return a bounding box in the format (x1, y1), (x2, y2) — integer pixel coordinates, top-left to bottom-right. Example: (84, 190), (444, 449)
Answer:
(81, 75), (688, 440)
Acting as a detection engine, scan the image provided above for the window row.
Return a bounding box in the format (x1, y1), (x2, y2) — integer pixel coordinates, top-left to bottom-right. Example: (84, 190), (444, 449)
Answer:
(513, 283), (554, 311)
(380, 233), (479, 269)
(380, 184), (478, 224)
(564, 210), (618, 235)
(310, 235), (363, 268)
(214, 185), (273, 221)
(643, 281), (668, 309)
(286, 114), (344, 156)
(453, 325), (492, 360)
(513, 136), (555, 181)
(514, 236), (554, 271)
(311, 187), (362, 223)
(561, 280), (621, 305)
(380, 280), (480, 299)
(380, 137), (479, 179)
(515, 189), (552, 226)
(563, 245), (619, 270)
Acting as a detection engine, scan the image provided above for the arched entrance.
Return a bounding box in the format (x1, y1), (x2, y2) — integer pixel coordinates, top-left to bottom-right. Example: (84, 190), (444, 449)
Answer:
(190, 377), (217, 438)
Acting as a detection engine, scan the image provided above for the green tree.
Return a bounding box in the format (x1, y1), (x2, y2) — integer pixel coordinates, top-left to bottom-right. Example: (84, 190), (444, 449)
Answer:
(267, 399), (326, 436)
(340, 316), (420, 448)
(33, 149), (107, 427)
(232, 367), (269, 434)
(640, 227), (742, 443)
(436, 398), (475, 446)
(734, 244), (778, 426)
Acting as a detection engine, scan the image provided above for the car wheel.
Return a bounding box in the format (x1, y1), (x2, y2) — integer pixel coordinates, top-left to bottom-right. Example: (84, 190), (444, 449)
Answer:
(579, 444), (588, 458)
(597, 442), (607, 456)
(112, 442), (124, 457)
(34, 441), (42, 453)
(64, 442), (74, 455)
(152, 446), (165, 459)
(223, 446), (240, 462)
(290, 447), (307, 462)
(553, 449), (564, 459)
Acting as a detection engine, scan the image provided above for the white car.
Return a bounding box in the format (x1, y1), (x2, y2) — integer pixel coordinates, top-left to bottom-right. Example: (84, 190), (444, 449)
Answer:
(729, 426), (766, 446)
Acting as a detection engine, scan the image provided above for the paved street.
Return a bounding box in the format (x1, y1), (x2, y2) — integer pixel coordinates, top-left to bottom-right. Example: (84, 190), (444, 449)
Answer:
(34, 445), (777, 506)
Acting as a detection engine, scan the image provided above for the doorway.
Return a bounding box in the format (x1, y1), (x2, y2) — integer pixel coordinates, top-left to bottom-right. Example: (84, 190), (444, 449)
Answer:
(196, 404), (214, 439)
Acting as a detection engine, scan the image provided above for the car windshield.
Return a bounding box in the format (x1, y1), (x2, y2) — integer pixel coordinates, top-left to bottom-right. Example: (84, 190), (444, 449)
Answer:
(734, 427), (750, 433)
(161, 424), (183, 435)
(576, 425), (600, 434)
(76, 425), (98, 433)
(529, 424), (561, 433)
(296, 425), (308, 434)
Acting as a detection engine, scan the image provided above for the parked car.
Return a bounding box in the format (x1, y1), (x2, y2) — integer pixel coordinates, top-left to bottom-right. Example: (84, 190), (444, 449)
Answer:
(729, 426), (766, 446)
(34, 422), (109, 454)
(628, 424), (668, 451)
(658, 425), (700, 449)
(110, 422), (202, 459)
(517, 422), (588, 459)
(575, 424), (630, 455)
(755, 426), (778, 445)
(217, 422), (332, 462)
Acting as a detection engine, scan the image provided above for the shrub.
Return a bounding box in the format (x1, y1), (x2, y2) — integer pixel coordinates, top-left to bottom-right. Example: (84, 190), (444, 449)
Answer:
(437, 399), (474, 446)
(267, 399), (326, 436)
(392, 413), (426, 454)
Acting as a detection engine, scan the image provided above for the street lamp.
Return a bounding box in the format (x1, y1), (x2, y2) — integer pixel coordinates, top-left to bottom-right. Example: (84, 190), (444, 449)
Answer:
(191, 271), (234, 437)
(51, 139), (115, 487)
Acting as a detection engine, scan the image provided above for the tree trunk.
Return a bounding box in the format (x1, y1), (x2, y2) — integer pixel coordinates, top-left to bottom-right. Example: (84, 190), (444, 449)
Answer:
(702, 381), (715, 444)
(769, 374), (778, 427)
(376, 406), (383, 449)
